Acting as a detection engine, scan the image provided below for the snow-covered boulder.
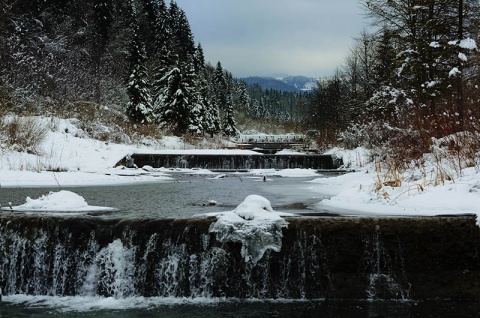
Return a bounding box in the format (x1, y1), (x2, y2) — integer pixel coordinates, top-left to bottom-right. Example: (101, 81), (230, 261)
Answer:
(234, 194), (274, 220)
(3, 190), (116, 212)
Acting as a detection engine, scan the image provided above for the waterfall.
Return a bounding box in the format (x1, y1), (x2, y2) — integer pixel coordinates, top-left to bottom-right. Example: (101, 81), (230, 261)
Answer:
(122, 153), (340, 170)
(1, 215), (479, 300)
(365, 225), (411, 300)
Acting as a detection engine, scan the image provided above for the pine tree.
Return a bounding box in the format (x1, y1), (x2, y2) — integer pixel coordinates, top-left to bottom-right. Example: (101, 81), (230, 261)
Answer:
(126, 0), (154, 124)
(203, 90), (221, 137)
(168, 1), (196, 64)
(157, 56), (201, 135)
(194, 44), (220, 136)
(237, 81), (251, 112)
(157, 66), (188, 134)
(142, 0), (170, 62)
(150, 0), (174, 117)
(213, 61), (228, 109)
(373, 27), (396, 87)
(213, 61), (238, 136)
(185, 56), (204, 134)
(222, 89), (237, 137)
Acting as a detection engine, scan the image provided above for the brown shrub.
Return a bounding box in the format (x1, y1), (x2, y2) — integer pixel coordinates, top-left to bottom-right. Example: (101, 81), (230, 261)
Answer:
(0, 116), (49, 154)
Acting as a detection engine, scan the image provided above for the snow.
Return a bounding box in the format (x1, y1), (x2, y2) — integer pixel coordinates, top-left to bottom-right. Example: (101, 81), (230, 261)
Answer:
(131, 149), (263, 156)
(275, 149), (304, 155)
(2, 190), (115, 212)
(1, 116), (480, 226)
(459, 38), (477, 50)
(458, 52), (468, 62)
(0, 117), (180, 187)
(236, 133), (305, 144)
(234, 194), (274, 219)
(308, 147), (480, 225)
(449, 67), (460, 78)
(204, 195), (293, 264)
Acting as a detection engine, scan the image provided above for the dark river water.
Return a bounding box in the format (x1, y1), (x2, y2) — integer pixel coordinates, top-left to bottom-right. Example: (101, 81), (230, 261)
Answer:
(1, 171), (479, 317)
(2, 298), (480, 317)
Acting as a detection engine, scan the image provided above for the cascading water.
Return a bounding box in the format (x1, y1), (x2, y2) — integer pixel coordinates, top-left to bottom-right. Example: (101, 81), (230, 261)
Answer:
(1, 215), (480, 301)
(364, 225), (410, 300)
(123, 153), (340, 170)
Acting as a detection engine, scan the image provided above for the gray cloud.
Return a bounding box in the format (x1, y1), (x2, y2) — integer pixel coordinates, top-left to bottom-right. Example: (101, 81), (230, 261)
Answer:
(175, 0), (365, 78)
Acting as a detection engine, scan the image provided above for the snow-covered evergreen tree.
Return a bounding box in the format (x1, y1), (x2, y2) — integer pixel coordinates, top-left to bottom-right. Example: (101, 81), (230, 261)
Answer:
(126, 0), (154, 124)
(212, 61), (238, 136)
(203, 90), (221, 137)
(213, 61), (228, 110)
(193, 44), (220, 136)
(185, 57), (204, 135)
(237, 81), (251, 112)
(157, 56), (201, 135)
(222, 89), (237, 137)
(169, 1), (196, 65)
(365, 0), (480, 120)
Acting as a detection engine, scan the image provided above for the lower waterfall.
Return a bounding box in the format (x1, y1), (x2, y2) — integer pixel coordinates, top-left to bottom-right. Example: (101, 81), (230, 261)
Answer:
(1, 214), (480, 300)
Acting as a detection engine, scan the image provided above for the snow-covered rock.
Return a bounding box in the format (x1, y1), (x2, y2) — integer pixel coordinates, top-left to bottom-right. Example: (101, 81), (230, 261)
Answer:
(234, 194), (274, 220)
(3, 190), (116, 212)
(206, 195), (292, 264)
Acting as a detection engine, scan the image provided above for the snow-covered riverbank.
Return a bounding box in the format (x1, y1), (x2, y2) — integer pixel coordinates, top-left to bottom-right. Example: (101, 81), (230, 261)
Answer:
(313, 147), (480, 221)
(1, 117), (480, 220)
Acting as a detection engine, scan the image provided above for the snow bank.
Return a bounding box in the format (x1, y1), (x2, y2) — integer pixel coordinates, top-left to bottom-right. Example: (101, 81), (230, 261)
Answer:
(3, 190), (115, 212)
(325, 146), (370, 169)
(0, 117), (190, 187)
(311, 148), (480, 222)
(206, 195), (292, 264)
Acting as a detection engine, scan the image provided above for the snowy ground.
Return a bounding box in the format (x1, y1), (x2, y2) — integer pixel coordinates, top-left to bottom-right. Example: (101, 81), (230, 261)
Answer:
(316, 147), (480, 222)
(1, 117), (479, 221)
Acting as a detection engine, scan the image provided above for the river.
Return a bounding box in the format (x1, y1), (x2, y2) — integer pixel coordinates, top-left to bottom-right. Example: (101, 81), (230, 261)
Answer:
(0, 171), (329, 218)
(1, 171), (479, 317)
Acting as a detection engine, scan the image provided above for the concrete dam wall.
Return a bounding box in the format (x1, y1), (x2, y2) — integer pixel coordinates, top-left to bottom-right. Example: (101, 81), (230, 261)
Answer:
(118, 153), (340, 170)
(1, 214), (479, 300)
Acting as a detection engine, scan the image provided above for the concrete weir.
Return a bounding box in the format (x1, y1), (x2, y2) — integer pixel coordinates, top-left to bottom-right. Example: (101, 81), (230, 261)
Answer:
(118, 152), (341, 170)
(1, 214), (479, 300)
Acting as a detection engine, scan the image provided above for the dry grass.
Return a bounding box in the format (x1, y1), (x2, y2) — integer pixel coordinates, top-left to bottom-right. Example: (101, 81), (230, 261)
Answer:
(0, 116), (49, 154)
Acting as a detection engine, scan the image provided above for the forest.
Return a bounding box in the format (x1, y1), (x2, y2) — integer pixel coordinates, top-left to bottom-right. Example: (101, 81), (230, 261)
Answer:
(0, 0), (306, 139)
(1, 0), (479, 164)
(308, 0), (480, 162)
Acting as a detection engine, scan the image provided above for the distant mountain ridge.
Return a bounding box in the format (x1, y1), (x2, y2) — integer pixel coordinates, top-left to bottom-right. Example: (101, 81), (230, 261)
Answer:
(240, 76), (318, 93)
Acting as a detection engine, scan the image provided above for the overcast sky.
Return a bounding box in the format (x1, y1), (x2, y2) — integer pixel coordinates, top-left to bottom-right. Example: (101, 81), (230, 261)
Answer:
(174, 0), (366, 78)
